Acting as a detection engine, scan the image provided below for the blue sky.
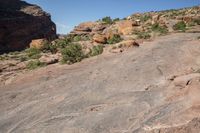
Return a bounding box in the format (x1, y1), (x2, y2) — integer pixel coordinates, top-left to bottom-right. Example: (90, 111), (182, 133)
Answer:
(25, 0), (200, 34)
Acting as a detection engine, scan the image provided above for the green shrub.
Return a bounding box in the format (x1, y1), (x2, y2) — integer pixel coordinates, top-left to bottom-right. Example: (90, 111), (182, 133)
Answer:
(9, 51), (20, 55)
(90, 45), (104, 56)
(107, 34), (123, 44)
(61, 43), (85, 64)
(26, 60), (46, 70)
(73, 35), (81, 42)
(19, 56), (28, 62)
(198, 36), (200, 40)
(113, 18), (120, 22)
(73, 35), (90, 42)
(25, 48), (41, 59)
(102, 16), (113, 24)
(42, 41), (57, 54)
(151, 23), (168, 34)
(173, 21), (186, 31)
(55, 38), (70, 48)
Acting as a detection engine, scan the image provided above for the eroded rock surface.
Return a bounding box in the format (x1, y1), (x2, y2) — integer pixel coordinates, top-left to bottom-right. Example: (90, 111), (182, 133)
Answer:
(0, 33), (200, 132)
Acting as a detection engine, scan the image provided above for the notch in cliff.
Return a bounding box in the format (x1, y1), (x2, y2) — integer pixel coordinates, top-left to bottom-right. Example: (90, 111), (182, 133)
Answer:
(0, 0), (57, 53)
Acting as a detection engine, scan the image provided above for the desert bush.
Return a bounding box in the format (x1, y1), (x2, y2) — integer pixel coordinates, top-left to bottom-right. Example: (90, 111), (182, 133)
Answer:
(26, 60), (46, 70)
(73, 35), (90, 42)
(102, 16), (113, 24)
(90, 45), (104, 56)
(19, 56), (28, 62)
(173, 21), (186, 31)
(42, 41), (57, 54)
(151, 23), (168, 34)
(107, 34), (123, 44)
(198, 36), (200, 40)
(73, 35), (82, 42)
(61, 43), (85, 64)
(25, 48), (41, 59)
(55, 38), (71, 48)
(113, 18), (120, 22)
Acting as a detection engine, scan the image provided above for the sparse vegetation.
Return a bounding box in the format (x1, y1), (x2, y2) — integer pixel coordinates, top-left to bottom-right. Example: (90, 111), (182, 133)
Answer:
(90, 45), (104, 56)
(140, 15), (152, 22)
(73, 35), (82, 42)
(42, 41), (57, 54)
(102, 16), (113, 24)
(55, 38), (71, 48)
(107, 34), (123, 44)
(19, 56), (28, 62)
(151, 23), (168, 35)
(26, 60), (46, 70)
(134, 31), (151, 39)
(61, 43), (85, 64)
(173, 21), (186, 31)
(25, 48), (41, 59)
(113, 18), (120, 22)
(73, 35), (90, 42)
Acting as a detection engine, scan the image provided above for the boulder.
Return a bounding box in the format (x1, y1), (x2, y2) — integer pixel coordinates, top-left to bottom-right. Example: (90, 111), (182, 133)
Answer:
(30, 39), (47, 49)
(92, 23), (108, 33)
(115, 20), (136, 35)
(0, 0), (56, 53)
(102, 25), (119, 39)
(93, 34), (107, 44)
(71, 22), (109, 35)
(39, 54), (59, 65)
(71, 22), (96, 35)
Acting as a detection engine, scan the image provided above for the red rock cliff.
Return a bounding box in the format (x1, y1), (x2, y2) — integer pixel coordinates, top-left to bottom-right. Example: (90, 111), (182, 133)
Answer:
(0, 0), (56, 53)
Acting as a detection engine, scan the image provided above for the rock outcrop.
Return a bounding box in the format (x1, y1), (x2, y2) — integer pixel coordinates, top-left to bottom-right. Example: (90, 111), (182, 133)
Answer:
(0, 0), (56, 53)
(1, 33), (200, 133)
(70, 6), (200, 44)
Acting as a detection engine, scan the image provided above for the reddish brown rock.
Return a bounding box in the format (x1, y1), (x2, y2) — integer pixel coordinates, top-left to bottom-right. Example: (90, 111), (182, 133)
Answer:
(0, 0), (56, 53)
(92, 34), (107, 44)
(71, 22), (109, 35)
(30, 39), (47, 50)
(115, 20), (136, 35)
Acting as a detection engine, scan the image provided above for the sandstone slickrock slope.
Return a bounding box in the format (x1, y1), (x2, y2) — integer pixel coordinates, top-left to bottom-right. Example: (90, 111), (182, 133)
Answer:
(0, 0), (56, 53)
(1, 3), (200, 133)
(0, 33), (200, 133)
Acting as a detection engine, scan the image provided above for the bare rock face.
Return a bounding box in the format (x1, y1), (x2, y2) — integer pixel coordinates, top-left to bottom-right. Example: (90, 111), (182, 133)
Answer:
(70, 21), (109, 35)
(30, 39), (47, 50)
(0, 0), (56, 53)
(115, 20), (138, 35)
(1, 33), (200, 133)
(92, 34), (107, 44)
(149, 118), (200, 133)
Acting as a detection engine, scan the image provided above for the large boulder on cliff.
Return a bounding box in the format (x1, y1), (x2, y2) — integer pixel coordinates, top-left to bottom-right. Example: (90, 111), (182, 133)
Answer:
(70, 21), (109, 35)
(115, 20), (138, 35)
(0, 0), (56, 53)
